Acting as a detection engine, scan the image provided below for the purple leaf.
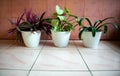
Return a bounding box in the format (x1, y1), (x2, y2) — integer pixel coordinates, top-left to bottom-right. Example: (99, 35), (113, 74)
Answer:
(16, 12), (25, 26)
(8, 19), (17, 26)
(26, 9), (32, 23)
(8, 28), (16, 36)
(39, 12), (46, 22)
(31, 13), (37, 24)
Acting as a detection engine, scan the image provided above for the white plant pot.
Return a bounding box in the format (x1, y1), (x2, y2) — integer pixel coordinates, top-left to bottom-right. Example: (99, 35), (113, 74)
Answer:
(81, 31), (102, 49)
(51, 31), (71, 47)
(21, 31), (41, 48)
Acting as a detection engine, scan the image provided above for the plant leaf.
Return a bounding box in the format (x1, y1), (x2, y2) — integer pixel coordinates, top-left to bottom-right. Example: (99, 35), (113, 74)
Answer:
(17, 12), (25, 26)
(77, 17), (84, 26)
(57, 16), (66, 21)
(26, 9), (32, 23)
(64, 7), (70, 14)
(79, 27), (87, 39)
(96, 22), (119, 31)
(84, 18), (93, 27)
(56, 5), (64, 15)
(8, 28), (16, 36)
(69, 14), (78, 19)
(39, 12), (46, 22)
(103, 25), (108, 34)
(18, 22), (32, 31)
(51, 19), (59, 27)
(91, 27), (96, 37)
(43, 18), (52, 23)
(63, 21), (74, 31)
(93, 20), (101, 27)
(95, 17), (114, 28)
(8, 19), (17, 26)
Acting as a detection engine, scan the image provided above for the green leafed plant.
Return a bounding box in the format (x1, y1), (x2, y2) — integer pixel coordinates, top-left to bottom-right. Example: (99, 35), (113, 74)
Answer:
(46, 5), (77, 32)
(76, 17), (119, 39)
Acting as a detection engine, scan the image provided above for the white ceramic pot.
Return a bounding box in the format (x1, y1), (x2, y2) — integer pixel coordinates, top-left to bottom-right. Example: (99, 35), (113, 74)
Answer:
(81, 31), (102, 49)
(51, 31), (71, 47)
(21, 31), (41, 48)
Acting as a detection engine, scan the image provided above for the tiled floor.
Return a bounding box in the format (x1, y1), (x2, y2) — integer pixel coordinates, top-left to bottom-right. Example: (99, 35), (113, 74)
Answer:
(0, 40), (120, 76)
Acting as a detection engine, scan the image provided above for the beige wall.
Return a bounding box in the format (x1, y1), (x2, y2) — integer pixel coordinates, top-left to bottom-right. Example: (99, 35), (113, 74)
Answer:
(0, 0), (120, 40)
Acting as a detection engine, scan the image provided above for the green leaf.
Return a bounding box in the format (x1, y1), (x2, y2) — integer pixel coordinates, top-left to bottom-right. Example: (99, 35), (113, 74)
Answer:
(62, 21), (74, 31)
(93, 20), (101, 27)
(63, 25), (71, 31)
(18, 22), (32, 30)
(84, 18), (93, 27)
(51, 19), (59, 27)
(77, 17), (84, 26)
(57, 16), (66, 21)
(103, 25), (108, 34)
(96, 22), (119, 31)
(56, 5), (64, 15)
(17, 27), (21, 32)
(95, 17), (114, 28)
(64, 7), (70, 14)
(91, 27), (96, 37)
(101, 17), (114, 22)
(106, 23), (119, 31)
(43, 18), (52, 23)
(77, 17), (93, 27)
(52, 26), (58, 32)
(69, 14), (78, 18)
(79, 27), (87, 39)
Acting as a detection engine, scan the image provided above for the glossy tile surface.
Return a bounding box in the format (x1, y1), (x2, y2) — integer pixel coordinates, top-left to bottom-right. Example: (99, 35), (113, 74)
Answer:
(79, 49), (120, 70)
(32, 49), (88, 70)
(44, 40), (76, 49)
(92, 71), (120, 76)
(0, 70), (28, 76)
(29, 71), (91, 76)
(0, 48), (40, 70)
(0, 40), (120, 76)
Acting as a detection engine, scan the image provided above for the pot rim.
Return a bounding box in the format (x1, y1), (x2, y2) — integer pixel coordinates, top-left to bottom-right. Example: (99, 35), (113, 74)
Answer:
(21, 30), (41, 33)
(83, 31), (102, 33)
(51, 30), (71, 33)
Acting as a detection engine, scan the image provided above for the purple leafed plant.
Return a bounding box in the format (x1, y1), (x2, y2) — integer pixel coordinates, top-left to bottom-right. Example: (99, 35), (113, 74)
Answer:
(8, 9), (52, 42)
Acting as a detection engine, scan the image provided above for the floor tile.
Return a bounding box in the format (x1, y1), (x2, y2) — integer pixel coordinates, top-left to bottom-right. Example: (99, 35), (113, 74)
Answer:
(103, 41), (120, 53)
(79, 49), (120, 70)
(10, 40), (46, 50)
(29, 71), (91, 76)
(0, 70), (28, 76)
(0, 48), (40, 70)
(44, 40), (76, 49)
(74, 40), (111, 50)
(32, 49), (88, 70)
(92, 71), (120, 76)
(0, 40), (120, 76)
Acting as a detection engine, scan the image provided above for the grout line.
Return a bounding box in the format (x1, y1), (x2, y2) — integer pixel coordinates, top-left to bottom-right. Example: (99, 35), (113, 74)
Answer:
(27, 70), (90, 72)
(27, 40), (47, 76)
(73, 41), (93, 76)
(91, 70), (120, 71)
(0, 68), (119, 72)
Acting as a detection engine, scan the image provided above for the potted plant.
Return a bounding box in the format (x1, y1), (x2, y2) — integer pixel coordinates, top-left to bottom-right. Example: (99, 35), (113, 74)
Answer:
(77, 17), (119, 49)
(8, 9), (51, 48)
(46, 5), (77, 47)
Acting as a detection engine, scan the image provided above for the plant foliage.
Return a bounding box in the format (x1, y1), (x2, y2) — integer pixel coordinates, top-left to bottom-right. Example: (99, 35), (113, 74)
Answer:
(8, 9), (52, 42)
(76, 17), (119, 39)
(46, 5), (77, 32)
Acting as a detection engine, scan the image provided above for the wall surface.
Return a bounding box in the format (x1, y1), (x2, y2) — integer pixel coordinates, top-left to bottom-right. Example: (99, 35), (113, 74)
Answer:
(0, 0), (120, 40)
